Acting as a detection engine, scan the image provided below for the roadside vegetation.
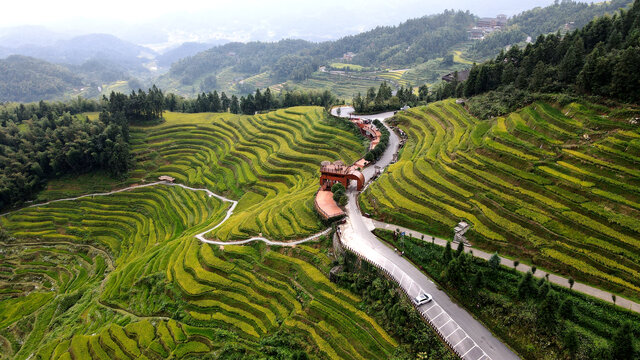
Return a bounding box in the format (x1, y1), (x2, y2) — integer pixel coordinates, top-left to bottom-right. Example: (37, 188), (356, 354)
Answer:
(374, 229), (640, 360)
(333, 250), (457, 360)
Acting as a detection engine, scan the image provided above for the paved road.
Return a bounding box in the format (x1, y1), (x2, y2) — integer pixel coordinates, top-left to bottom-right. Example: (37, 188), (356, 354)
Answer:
(373, 220), (640, 314)
(341, 194), (518, 360)
(333, 107), (519, 360)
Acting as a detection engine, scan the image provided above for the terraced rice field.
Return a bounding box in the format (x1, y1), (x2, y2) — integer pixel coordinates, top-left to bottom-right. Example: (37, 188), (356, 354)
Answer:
(0, 106), (398, 359)
(361, 99), (640, 299)
(376, 70), (410, 87)
(1, 177), (395, 359)
(132, 106), (365, 241)
(289, 72), (383, 99)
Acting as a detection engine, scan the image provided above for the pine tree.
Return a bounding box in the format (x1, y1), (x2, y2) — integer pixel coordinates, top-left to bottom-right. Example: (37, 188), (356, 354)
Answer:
(611, 322), (635, 360)
(518, 271), (536, 299)
(230, 95), (240, 114)
(563, 328), (579, 358)
(455, 241), (464, 257)
(537, 290), (560, 332)
(443, 241), (453, 263)
(559, 299), (574, 320)
(489, 253), (501, 270)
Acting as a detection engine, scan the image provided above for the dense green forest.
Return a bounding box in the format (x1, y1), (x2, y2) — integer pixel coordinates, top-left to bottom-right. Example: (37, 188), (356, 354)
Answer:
(0, 55), (83, 102)
(434, 0), (640, 114)
(470, 0), (633, 58)
(0, 106), (131, 211)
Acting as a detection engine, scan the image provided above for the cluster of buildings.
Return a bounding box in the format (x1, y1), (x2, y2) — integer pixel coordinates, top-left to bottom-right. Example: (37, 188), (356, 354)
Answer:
(314, 117), (381, 220)
(468, 14), (508, 40)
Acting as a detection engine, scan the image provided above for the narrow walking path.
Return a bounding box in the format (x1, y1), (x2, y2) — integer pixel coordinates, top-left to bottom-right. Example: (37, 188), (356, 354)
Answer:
(372, 220), (640, 313)
(1, 181), (330, 247)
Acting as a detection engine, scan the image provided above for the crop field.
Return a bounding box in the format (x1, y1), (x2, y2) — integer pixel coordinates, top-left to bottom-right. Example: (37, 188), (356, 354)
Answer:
(329, 63), (367, 71)
(375, 70), (410, 87)
(131, 107), (365, 241)
(361, 99), (640, 299)
(288, 72), (383, 99)
(1, 173), (396, 358)
(0, 106), (393, 359)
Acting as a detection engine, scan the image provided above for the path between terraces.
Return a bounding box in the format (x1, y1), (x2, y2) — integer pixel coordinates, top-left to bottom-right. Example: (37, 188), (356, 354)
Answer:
(1, 181), (331, 246)
(10, 106), (634, 358)
(371, 220), (640, 313)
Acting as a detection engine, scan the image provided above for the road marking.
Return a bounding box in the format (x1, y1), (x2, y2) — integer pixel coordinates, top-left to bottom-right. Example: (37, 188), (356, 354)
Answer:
(452, 335), (469, 348)
(438, 318), (453, 330)
(461, 345), (478, 358)
(431, 310), (445, 321)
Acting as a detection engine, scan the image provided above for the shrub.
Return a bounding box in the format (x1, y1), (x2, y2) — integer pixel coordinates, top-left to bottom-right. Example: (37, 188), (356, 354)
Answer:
(331, 183), (346, 193)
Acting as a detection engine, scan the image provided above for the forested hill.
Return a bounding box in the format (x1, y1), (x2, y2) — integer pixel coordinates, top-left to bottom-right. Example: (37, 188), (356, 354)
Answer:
(311, 10), (476, 66)
(167, 40), (317, 86)
(439, 0), (640, 117)
(470, 0), (634, 58)
(164, 10), (475, 87)
(163, 2), (628, 94)
(0, 55), (83, 102)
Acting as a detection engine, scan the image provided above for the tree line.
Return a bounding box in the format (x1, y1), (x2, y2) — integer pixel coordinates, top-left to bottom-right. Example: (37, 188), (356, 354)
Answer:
(352, 82), (426, 114)
(434, 0), (640, 106)
(0, 85), (346, 211)
(172, 88), (337, 115)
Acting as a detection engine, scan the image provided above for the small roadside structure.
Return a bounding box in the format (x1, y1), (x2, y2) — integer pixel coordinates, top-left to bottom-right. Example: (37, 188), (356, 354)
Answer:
(315, 190), (345, 220)
(158, 176), (175, 183)
(320, 161), (365, 191)
(401, 105), (411, 111)
(454, 221), (470, 244)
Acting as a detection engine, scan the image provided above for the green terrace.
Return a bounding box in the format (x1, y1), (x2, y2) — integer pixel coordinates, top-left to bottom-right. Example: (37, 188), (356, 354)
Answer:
(361, 99), (640, 300)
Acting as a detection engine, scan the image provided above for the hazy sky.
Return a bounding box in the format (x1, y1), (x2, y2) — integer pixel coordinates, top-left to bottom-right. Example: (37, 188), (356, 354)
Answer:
(5, 0), (560, 26)
(1, 0), (577, 47)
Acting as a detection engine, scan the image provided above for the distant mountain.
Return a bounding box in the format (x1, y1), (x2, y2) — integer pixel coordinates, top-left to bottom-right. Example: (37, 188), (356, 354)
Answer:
(162, 11), (476, 90)
(166, 39), (316, 85)
(69, 58), (129, 84)
(0, 26), (67, 48)
(156, 42), (221, 67)
(0, 55), (83, 102)
(0, 32), (156, 74)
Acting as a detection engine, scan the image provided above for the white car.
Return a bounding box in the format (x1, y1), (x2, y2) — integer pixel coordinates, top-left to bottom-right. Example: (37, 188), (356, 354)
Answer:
(413, 293), (433, 306)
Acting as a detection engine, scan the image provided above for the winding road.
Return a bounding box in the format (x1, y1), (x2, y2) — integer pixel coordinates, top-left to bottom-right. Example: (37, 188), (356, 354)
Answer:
(333, 106), (519, 360)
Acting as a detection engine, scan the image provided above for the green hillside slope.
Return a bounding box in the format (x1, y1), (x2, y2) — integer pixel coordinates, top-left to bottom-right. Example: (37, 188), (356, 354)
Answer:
(0, 107), (413, 360)
(129, 107), (364, 241)
(361, 99), (640, 299)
